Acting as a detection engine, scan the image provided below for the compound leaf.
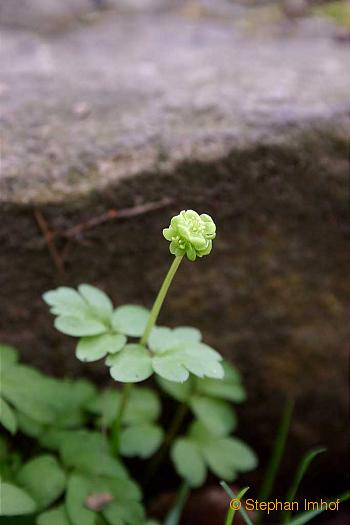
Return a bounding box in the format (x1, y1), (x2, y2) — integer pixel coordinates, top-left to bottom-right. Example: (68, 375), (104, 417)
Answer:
(190, 396), (236, 436)
(107, 345), (153, 383)
(112, 305), (150, 337)
(171, 438), (206, 487)
(76, 334), (126, 363)
(37, 505), (71, 525)
(78, 284), (113, 320)
(0, 481), (36, 516)
(55, 316), (107, 337)
(0, 398), (17, 435)
(16, 455), (66, 510)
(120, 424), (163, 458)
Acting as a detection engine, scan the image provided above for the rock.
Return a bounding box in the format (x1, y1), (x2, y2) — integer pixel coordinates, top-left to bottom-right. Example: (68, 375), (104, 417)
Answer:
(0, 1), (349, 494)
(0, 0), (97, 32)
(0, 0), (177, 32)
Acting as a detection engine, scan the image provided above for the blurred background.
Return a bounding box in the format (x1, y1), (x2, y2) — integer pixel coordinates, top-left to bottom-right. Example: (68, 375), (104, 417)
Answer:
(0, 0), (349, 518)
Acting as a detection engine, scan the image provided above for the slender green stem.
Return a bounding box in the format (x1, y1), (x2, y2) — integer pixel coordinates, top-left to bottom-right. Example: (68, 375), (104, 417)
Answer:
(288, 490), (350, 525)
(220, 482), (254, 525)
(282, 447), (326, 524)
(140, 255), (184, 346)
(111, 256), (184, 456)
(164, 481), (190, 525)
(224, 486), (250, 525)
(257, 399), (294, 513)
(111, 383), (132, 455)
(144, 402), (189, 484)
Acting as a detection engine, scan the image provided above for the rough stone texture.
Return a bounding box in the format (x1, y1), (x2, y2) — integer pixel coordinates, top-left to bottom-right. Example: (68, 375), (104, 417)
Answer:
(1, 0), (349, 495)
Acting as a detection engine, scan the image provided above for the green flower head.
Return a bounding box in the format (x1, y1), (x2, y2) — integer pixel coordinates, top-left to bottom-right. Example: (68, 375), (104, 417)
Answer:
(163, 210), (216, 261)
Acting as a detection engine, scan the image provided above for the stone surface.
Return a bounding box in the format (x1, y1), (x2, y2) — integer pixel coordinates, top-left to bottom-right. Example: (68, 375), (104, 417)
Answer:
(0, 1), (349, 495)
(1, 4), (349, 204)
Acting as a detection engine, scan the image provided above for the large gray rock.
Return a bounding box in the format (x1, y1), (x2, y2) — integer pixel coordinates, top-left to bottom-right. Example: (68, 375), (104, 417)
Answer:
(1, 1), (349, 494)
(0, 0), (176, 31)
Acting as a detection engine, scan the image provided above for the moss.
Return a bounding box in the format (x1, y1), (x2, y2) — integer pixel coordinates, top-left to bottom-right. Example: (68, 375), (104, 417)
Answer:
(314, 0), (350, 27)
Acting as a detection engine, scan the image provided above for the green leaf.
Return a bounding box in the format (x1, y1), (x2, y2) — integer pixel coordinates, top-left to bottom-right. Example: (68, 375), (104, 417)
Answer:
(223, 486), (250, 525)
(16, 455), (66, 510)
(124, 387), (161, 424)
(0, 398), (17, 434)
(86, 389), (120, 427)
(44, 286), (115, 336)
(172, 327), (201, 343)
(288, 490), (350, 525)
(59, 430), (127, 478)
(54, 316), (107, 337)
(66, 474), (143, 525)
(120, 424), (164, 458)
(177, 343), (224, 379)
(201, 437), (257, 481)
(101, 476), (143, 524)
(87, 387), (160, 427)
(156, 376), (193, 402)
(66, 474), (97, 525)
(148, 327), (178, 352)
(220, 438), (258, 471)
(37, 505), (71, 525)
(107, 344), (153, 383)
(16, 412), (44, 438)
(220, 482), (254, 525)
(149, 326), (201, 353)
(195, 362), (246, 402)
(0, 344), (18, 370)
(258, 399), (294, 503)
(1, 366), (90, 427)
(283, 447), (326, 524)
(1, 366), (54, 424)
(163, 481), (190, 525)
(188, 420), (209, 442)
(76, 334), (126, 362)
(201, 441), (238, 481)
(171, 438), (206, 487)
(65, 379), (97, 408)
(149, 327), (223, 382)
(152, 354), (189, 383)
(78, 284), (113, 319)
(103, 500), (144, 525)
(112, 305), (150, 337)
(0, 481), (37, 516)
(43, 287), (90, 318)
(0, 435), (9, 461)
(185, 422), (257, 482)
(152, 343), (223, 383)
(189, 396), (236, 436)
(39, 429), (72, 451)
(102, 476), (142, 502)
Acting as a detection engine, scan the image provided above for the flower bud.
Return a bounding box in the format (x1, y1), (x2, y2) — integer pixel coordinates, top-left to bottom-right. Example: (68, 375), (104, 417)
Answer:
(163, 210), (216, 261)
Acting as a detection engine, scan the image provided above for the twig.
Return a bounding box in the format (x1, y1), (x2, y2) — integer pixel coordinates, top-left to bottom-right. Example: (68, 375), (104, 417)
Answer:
(34, 198), (173, 273)
(34, 209), (65, 275)
(61, 198), (173, 239)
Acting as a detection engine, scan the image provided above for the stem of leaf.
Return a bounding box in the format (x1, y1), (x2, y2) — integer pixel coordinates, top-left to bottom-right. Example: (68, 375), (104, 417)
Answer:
(257, 398), (294, 522)
(140, 255), (184, 346)
(144, 402), (189, 484)
(110, 382), (132, 455)
(282, 447), (326, 524)
(220, 482), (254, 525)
(164, 481), (190, 525)
(224, 486), (250, 525)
